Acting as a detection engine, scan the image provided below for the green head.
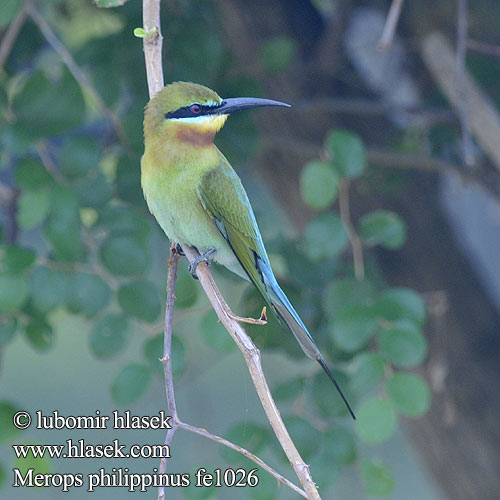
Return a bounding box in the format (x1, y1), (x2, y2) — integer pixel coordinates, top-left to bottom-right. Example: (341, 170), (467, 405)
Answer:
(144, 82), (290, 146)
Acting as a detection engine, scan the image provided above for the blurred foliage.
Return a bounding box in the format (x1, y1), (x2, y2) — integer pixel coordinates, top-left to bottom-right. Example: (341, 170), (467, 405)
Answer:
(0, 0), (432, 498)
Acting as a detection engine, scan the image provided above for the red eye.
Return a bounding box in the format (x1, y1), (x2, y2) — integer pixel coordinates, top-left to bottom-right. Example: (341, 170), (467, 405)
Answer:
(190, 103), (202, 114)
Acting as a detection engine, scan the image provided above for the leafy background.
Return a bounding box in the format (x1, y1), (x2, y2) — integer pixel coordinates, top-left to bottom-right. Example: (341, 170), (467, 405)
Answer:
(1, 0), (499, 499)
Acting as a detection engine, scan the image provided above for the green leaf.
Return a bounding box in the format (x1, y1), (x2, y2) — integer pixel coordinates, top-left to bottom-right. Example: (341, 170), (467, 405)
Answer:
(14, 441), (51, 481)
(0, 317), (17, 346)
(17, 188), (51, 229)
(133, 27), (146, 38)
(355, 397), (397, 444)
(325, 129), (366, 179)
(24, 318), (54, 352)
(323, 278), (375, 317)
(387, 373), (430, 417)
(100, 236), (148, 276)
(0, 0), (23, 28)
(111, 363), (152, 405)
(310, 370), (353, 418)
(118, 280), (161, 322)
(13, 70), (85, 138)
(260, 36), (296, 73)
(14, 159), (52, 189)
(59, 138), (99, 178)
(273, 376), (306, 403)
(359, 210), (407, 250)
(0, 274), (28, 313)
(175, 265), (198, 308)
(300, 160), (339, 210)
(350, 352), (385, 396)
(67, 273), (112, 318)
(90, 313), (130, 360)
(0, 461), (5, 488)
(249, 470), (276, 500)
(115, 156), (144, 204)
(200, 310), (234, 352)
(2, 245), (36, 274)
(98, 205), (150, 241)
(75, 172), (114, 207)
(374, 287), (426, 326)
(378, 321), (427, 368)
(171, 336), (186, 379)
(0, 401), (21, 444)
(281, 417), (321, 462)
(331, 304), (378, 352)
(361, 459), (395, 497)
(44, 187), (84, 262)
(95, 0), (129, 8)
(309, 427), (357, 489)
(143, 334), (185, 379)
(303, 213), (348, 261)
(30, 267), (67, 313)
(221, 422), (269, 462)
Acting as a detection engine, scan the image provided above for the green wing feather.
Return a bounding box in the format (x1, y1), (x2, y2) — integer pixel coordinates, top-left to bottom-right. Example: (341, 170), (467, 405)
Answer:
(197, 158), (269, 299)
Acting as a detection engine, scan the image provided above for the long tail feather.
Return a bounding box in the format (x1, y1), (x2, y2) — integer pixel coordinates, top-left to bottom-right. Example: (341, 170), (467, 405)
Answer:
(256, 257), (356, 419)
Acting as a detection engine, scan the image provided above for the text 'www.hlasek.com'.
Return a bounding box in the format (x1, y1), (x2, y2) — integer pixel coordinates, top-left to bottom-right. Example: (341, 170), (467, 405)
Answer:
(10, 410), (259, 492)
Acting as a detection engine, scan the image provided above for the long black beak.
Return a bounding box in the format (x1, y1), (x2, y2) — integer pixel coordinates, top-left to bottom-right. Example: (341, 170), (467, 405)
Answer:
(216, 97), (291, 114)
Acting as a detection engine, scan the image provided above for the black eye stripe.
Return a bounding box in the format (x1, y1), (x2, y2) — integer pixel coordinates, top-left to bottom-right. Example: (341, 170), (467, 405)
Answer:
(165, 102), (221, 119)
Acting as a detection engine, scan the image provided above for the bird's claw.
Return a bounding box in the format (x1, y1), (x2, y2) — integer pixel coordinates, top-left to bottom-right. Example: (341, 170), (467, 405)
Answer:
(188, 248), (216, 279)
(173, 243), (185, 256)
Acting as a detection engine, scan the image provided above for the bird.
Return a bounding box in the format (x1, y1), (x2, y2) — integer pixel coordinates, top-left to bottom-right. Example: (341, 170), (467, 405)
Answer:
(142, 81), (355, 419)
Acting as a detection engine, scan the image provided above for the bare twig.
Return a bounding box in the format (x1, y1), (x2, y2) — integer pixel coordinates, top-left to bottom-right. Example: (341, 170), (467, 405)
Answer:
(142, 1), (317, 498)
(296, 97), (455, 125)
(421, 32), (500, 174)
(456, 0), (475, 167)
(467, 39), (500, 57)
(338, 180), (365, 280)
(0, 3), (28, 71)
(179, 422), (307, 499)
(265, 135), (500, 203)
(377, 0), (404, 51)
(142, 0), (164, 98)
(158, 244), (180, 500)
(226, 306), (267, 325)
(26, 1), (129, 147)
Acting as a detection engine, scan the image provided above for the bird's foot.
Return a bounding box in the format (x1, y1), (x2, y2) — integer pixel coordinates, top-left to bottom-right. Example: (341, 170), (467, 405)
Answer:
(173, 243), (185, 256)
(188, 248), (216, 279)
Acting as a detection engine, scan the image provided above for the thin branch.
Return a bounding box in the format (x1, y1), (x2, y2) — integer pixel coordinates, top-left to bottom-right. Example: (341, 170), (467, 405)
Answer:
(456, 0), (475, 167)
(421, 32), (500, 174)
(296, 97), (455, 125)
(142, 1), (316, 498)
(377, 0), (404, 51)
(25, 1), (129, 147)
(179, 422), (307, 499)
(142, 0), (164, 98)
(0, 3), (28, 71)
(158, 244), (180, 500)
(467, 39), (500, 57)
(338, 180), (365, 280)
(264, 135), (500, 203)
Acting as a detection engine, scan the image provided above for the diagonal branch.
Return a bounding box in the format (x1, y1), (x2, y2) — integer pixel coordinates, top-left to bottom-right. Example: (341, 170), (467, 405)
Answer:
(377, 0), (404, 51)
(339, 179), (365, 280)
(0, 2), (28, 71)
(25, 1), (129, 147)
